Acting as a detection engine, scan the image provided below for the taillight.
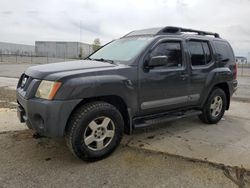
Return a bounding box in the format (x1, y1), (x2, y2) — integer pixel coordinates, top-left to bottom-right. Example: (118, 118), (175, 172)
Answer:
(233, 64), (237, 80)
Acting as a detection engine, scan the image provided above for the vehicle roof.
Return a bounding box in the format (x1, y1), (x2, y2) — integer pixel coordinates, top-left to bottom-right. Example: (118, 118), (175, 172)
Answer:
(122, 26), (226, 42)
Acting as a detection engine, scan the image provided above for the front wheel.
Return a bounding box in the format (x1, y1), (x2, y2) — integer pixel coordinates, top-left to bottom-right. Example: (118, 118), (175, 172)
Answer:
(199, 88), (227, 124)
(65, 101), (124, 161)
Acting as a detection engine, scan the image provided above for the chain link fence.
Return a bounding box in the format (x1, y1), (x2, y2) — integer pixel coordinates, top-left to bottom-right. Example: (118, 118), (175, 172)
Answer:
(0, 53), (77, 64)
(237, 63), (250, 77)
(0, 52), (249, 77)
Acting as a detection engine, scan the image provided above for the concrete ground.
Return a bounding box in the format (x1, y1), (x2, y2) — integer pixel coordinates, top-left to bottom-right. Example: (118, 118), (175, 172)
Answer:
(0, 63), (36, 78)
(124, 100), (250, 169)
(1, 102), (250, 187)
(0, 130), (239, 188)
(1, 100), (250, 168)
(234, 77), (250, 101)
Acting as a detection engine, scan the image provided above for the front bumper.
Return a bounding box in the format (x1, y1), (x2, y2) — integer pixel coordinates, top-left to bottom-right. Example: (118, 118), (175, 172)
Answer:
(16, 93), (81, 137)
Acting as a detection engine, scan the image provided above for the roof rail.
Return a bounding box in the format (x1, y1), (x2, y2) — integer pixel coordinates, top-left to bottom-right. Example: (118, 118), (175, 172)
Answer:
(158, 26), (220, 38)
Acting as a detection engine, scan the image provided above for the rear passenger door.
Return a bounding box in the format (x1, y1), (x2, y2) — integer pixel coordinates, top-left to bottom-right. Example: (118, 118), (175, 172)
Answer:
(187, 40), (215, 105)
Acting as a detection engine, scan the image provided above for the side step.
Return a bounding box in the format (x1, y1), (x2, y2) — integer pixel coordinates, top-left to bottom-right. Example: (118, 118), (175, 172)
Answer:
(133, 110), (202, 129)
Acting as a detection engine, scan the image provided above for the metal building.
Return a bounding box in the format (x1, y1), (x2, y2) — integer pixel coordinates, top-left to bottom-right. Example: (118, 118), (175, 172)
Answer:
(0, 42), (35, 55)
(35, 41), (93, 59)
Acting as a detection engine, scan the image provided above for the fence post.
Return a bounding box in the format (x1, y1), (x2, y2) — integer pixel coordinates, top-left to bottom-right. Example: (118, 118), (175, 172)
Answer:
(47, 52), (49, 64)
(241, 63), (243, 76)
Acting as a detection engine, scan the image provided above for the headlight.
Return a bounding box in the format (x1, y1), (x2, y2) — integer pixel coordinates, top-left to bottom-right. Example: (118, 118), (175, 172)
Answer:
(35, 80), (62, 100)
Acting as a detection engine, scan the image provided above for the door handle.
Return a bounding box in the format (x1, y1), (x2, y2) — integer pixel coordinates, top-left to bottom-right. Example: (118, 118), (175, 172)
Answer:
(180, 73), (189, 80)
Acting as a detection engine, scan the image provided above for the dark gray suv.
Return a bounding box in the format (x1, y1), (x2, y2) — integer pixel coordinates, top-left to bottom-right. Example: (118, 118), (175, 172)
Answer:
(16, 26), (238, 161)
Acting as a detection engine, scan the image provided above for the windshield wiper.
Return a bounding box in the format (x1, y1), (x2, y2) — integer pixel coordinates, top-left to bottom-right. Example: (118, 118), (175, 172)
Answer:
(92, 58), (116, 65)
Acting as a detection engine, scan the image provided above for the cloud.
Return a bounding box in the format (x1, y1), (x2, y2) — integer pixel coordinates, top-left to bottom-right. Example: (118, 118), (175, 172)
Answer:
(0, 0), (249, 56)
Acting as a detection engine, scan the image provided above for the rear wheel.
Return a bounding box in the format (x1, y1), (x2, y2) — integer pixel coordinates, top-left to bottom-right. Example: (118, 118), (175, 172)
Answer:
(65, 101), (124, 161)
(199, 88), (227, 124)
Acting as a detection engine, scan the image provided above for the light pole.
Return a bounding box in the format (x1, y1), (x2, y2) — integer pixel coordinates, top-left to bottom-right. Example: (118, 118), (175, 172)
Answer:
(80, 20), (82, 43)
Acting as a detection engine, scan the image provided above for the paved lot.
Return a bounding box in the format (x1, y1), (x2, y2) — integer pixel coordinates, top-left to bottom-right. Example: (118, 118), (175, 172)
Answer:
(1, 103), (250, 187)
(125, 101), (250, 169)
(2, 100), (250, 169)
(234, 77), (250, 101)
(0, 77), (18, 90)
(0, 130), (239, 188)
(0, 63), (37, 78)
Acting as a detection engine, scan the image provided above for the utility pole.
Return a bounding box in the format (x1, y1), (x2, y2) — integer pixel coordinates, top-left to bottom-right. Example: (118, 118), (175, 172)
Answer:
(80, 21), (82, 43)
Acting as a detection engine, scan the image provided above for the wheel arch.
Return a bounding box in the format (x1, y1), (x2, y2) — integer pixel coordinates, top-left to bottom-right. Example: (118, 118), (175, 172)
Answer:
(64, 95), (132, 136)
(204, 82), (230, 110)
(213, 83), (230, 110)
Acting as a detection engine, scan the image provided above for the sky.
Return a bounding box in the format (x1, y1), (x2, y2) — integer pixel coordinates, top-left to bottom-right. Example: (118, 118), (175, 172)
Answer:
(0, 0), (249, 56)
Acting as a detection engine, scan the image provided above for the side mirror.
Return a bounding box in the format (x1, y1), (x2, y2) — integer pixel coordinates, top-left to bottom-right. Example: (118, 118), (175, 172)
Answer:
(147, 56), (168, 68)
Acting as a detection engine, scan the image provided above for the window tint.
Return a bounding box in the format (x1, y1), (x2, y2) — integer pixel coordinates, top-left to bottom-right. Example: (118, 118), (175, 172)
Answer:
(188, 41), (205, 66)
(202, 42), (212, 63)
(188, 41), (212, 66)
(150, 42), (182, 67)
(214, 41), (234, 62)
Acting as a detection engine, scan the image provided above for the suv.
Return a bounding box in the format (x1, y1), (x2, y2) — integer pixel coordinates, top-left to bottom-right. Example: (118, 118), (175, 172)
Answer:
(16, 26), (237, 161)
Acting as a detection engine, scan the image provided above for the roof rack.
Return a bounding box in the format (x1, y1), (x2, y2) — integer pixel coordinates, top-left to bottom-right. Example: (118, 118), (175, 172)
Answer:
(158, 26), (220, 38)
(122, 26), (220, 38)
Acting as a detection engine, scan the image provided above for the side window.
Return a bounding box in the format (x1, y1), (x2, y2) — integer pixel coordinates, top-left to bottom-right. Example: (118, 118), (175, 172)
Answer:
(188, 41), (212, 66)
(214, 41), (234, 62)
(150, 41), (182, 68)
(202, 42), (212, 63)
(188, 41), (205, 66)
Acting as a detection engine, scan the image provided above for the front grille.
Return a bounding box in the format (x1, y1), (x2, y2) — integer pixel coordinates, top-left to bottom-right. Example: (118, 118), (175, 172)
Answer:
(21, 75), (29, 88)
(17, 75), (41, 99)
(17, 74), (32, 91)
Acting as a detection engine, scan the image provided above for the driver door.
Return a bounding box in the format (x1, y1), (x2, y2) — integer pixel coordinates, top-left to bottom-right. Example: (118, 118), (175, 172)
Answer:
(138, 39), (190, 115)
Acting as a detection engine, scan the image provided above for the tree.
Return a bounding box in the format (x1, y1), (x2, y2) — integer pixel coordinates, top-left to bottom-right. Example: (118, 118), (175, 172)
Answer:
(92, 38), (101, 52)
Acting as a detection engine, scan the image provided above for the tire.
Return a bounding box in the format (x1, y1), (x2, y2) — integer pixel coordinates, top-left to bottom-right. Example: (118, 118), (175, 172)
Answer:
(65, 101), (124, 161)
(199, 88), (227, 124)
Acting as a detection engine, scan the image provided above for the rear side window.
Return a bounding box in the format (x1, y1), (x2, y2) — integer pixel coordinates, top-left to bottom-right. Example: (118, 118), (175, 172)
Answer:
(188, 41), (212, 66)
(202, 42), (212, 63)
(214, 41), (234, 62)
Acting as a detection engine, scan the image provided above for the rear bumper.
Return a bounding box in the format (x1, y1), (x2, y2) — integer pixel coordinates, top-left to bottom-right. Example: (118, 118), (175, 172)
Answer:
(16, 93), (81, 137)
(231, 79), (238, 94)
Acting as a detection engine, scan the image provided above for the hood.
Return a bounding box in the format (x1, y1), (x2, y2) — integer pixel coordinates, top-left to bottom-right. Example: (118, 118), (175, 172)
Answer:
(25, 60), (116, 80)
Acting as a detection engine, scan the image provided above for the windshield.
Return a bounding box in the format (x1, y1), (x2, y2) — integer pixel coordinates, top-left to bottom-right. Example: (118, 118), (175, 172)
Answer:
(89, 37), (153, 64)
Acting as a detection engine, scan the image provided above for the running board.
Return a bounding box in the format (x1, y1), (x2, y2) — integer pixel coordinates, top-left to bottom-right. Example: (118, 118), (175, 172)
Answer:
(133, 110), (202, 129)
